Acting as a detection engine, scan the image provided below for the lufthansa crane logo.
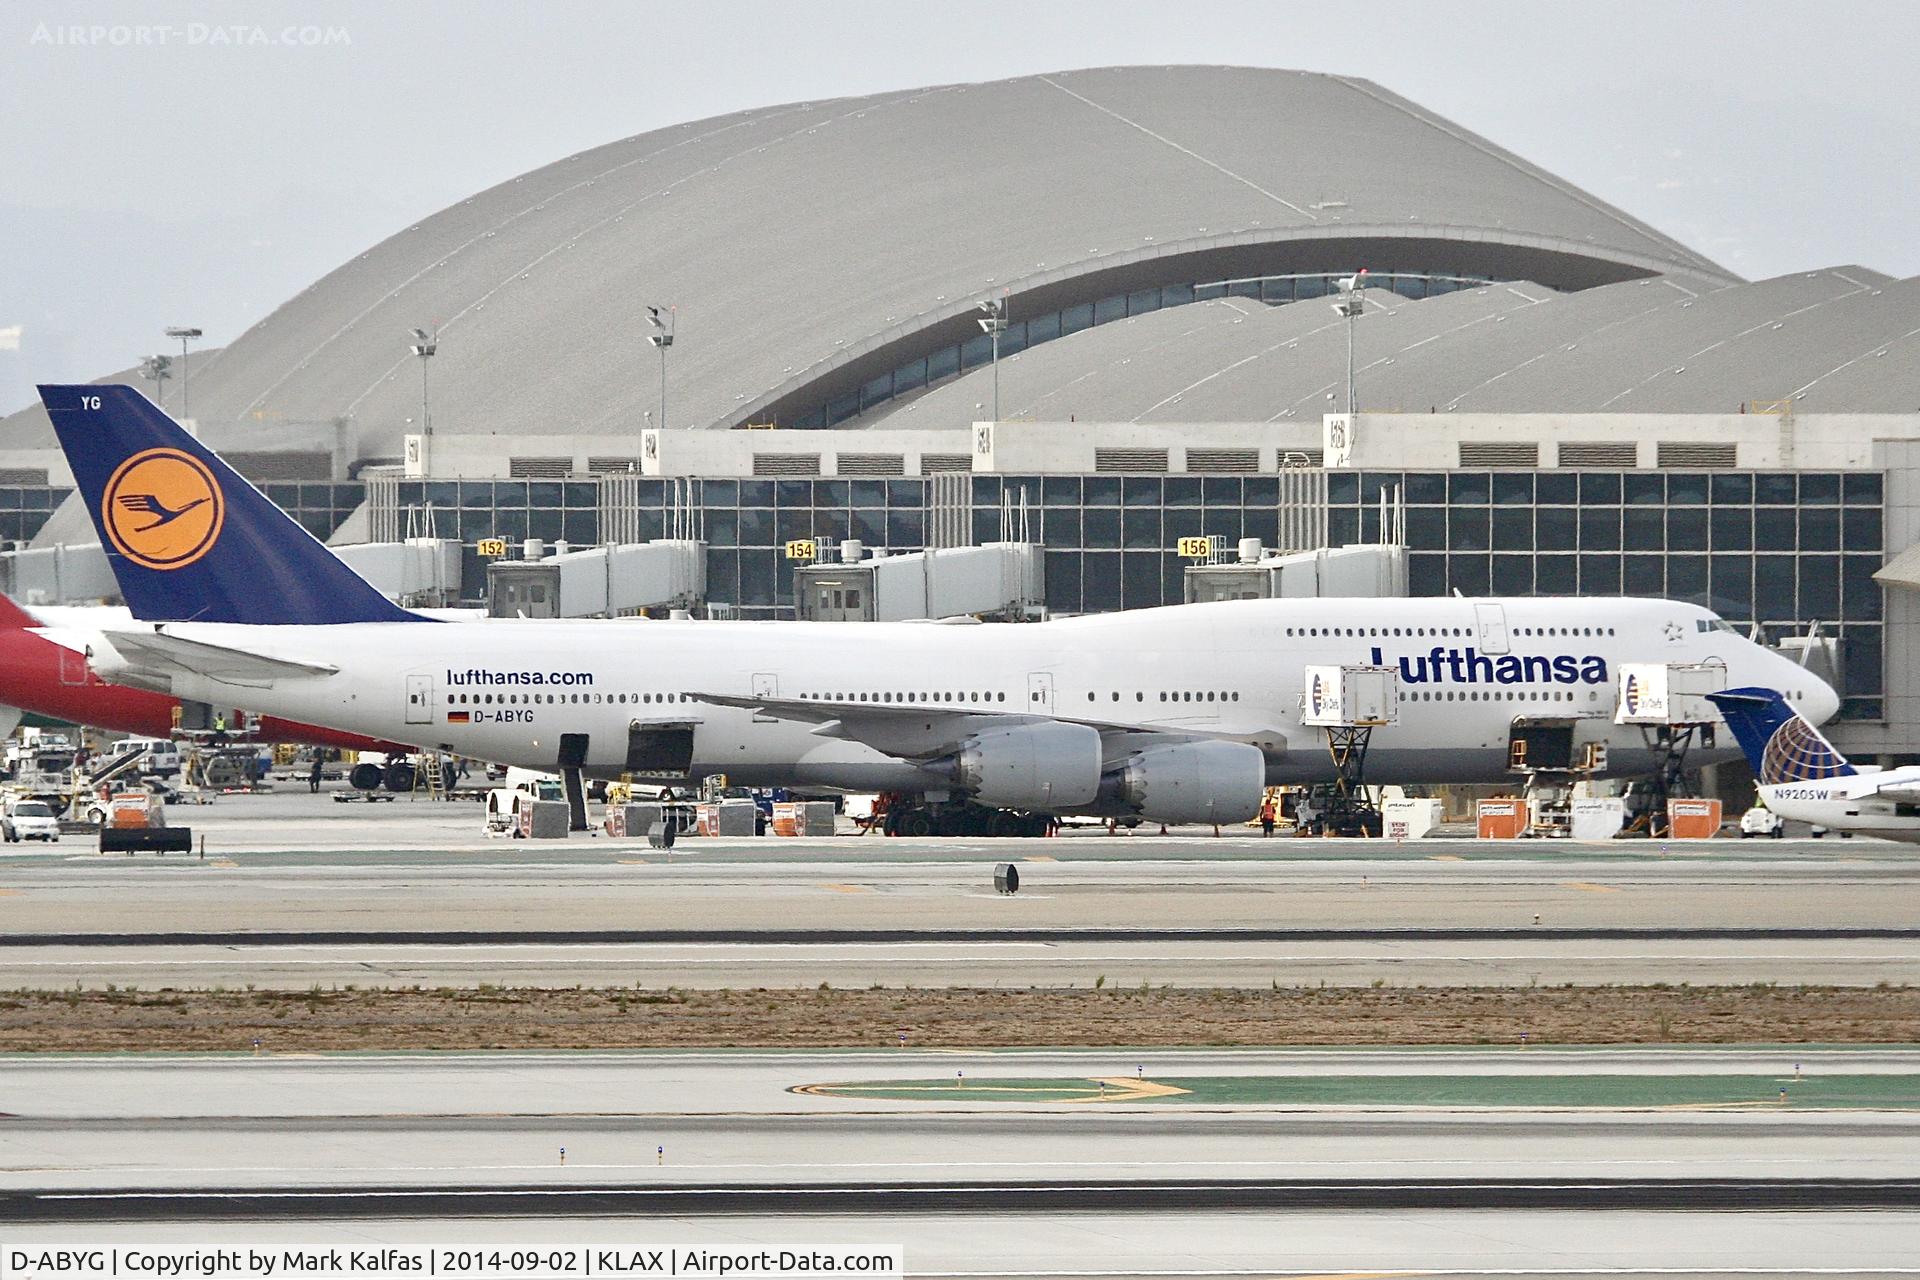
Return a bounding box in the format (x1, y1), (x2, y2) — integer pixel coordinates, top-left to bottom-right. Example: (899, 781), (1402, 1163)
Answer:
(101, 447), (225, 571)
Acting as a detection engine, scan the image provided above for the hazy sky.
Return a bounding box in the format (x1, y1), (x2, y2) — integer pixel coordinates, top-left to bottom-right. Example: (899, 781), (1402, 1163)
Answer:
(3, 0), (1915, 413)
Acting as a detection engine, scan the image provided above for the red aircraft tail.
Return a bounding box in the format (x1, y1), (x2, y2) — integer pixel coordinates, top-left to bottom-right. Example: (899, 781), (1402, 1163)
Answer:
(0, 593), (37, 629)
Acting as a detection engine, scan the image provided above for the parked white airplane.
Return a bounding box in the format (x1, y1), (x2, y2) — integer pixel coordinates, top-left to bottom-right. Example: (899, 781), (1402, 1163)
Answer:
(39, 384), (1836, 826)
(1707, 687), (1917, 843)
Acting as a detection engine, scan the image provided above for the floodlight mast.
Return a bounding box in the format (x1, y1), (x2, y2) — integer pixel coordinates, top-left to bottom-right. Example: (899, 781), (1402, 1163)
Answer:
(163, 326), (202, 419)
(138, 354), (172, 402)
(408, 326), (437, 447)
(977, 296), (1007, 423)
(648, 304), (676, 435)
(1330, 269), (1368, 415)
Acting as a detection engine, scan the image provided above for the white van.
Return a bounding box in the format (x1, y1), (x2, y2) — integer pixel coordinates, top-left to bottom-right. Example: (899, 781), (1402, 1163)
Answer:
(2, 798), (61, 842)
(106, 737), (182, 779)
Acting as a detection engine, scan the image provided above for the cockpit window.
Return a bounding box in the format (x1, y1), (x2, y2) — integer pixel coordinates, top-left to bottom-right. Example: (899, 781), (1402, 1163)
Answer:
(1695, 618), (1739, 635)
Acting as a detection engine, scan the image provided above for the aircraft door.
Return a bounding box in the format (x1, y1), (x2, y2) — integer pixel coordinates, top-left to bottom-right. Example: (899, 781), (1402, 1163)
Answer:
(751, 672), (779, 723)
(1474, 603), (1511, 655)
(1027, 672), (1055, 714)
(404, 673), (434, 725)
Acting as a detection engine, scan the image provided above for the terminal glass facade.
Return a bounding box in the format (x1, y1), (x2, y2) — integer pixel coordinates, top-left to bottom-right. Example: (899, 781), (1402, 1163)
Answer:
(0, 487), (72, 544)
(371, 468), (1884, 720)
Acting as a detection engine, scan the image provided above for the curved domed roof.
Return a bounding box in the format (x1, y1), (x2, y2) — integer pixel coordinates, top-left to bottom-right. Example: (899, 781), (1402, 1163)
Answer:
(862, 267), (1920, 427)
(5, 65), (1732, 454)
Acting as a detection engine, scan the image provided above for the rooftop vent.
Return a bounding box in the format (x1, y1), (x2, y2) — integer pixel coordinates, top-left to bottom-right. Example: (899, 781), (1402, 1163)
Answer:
(1657, 441), (1739, 469)
(1458, 442), (1541, 468)
(508, 456), (574, 479)
(1185, 447), (1261, 473)
(1557, 442), (1637, 468)
(1094, 447), (1170, 473)
(920, 453), (973, 474)
(753, 452), (821, 476)
(835, 452), (906, 476)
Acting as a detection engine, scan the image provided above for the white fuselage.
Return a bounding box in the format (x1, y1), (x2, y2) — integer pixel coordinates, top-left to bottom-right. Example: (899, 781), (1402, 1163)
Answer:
(83, 597), (1832, 796)
(1758, 772), (1920, 844)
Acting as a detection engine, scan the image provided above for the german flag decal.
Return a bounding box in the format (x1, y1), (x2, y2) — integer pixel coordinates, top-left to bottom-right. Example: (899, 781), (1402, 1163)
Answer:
(447, 711), (471, 724)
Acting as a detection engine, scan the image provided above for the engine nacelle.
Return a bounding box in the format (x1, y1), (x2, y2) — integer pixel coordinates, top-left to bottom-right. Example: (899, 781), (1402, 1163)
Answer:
(1103, 739), (1265, 825)
(950, 722), (1102, 811)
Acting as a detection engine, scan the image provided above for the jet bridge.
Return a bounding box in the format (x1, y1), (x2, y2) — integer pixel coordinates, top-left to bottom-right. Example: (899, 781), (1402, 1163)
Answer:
(1299, 664), (1398, 837)
(488, 539), (707, 619)
(1184, 539), (1407, 603)
(794, 540), (1044, 622)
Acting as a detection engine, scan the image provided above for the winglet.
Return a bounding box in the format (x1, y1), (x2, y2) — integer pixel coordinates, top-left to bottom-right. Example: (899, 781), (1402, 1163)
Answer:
(1705, 686), (1856, 784)
(37, 384), (424, 625)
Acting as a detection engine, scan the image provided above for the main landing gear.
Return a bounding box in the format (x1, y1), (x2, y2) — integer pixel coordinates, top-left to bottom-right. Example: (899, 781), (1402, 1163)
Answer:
(876, 794), (1054, 838)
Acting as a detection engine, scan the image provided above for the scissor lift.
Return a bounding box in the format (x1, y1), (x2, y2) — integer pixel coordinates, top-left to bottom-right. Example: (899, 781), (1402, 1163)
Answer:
(1614, 662), (1728, 837)
(1299, 665), (1399, 837)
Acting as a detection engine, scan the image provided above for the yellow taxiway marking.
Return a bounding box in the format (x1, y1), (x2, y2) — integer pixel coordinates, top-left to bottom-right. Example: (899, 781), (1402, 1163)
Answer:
(794, 1077), (1191, 1104)
(1083, 1076), (1192, 1103)
(208, 860), (239, 869)
(818, 883), (871, 894)
(1562, 880), (1620, 893)
(616, 859), (655, 865)
(1023, 854), (1058, 862)
(1428, 854), (1464, 861)
(0, 888), (22, 896)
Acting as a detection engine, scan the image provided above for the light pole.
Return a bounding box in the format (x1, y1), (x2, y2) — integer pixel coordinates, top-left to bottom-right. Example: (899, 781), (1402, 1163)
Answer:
(138, 354), (172, 404)
(647, 304), (675, 434)
(977, 297), (1007, 422)
(1330, 269), (1367, 415)
(163, 326), (202, 419)
(408, 327), (437, 448)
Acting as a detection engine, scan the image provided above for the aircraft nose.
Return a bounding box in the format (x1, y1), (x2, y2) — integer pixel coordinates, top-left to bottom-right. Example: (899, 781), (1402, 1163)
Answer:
(1800, 665), (1841, 726)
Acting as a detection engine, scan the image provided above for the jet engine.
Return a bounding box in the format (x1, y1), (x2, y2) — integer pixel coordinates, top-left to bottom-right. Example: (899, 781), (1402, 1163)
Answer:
(949, 722), (1102, 811)
(1102, 739), (1265, 825)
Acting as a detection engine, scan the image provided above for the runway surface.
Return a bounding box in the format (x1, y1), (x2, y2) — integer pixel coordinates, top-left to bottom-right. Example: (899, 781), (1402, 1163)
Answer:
(4, 1048), (1918, 1274)
(3, 934), (1915, 988)
(3, 807), (1915, 987)
(5, 834), (1915, 933)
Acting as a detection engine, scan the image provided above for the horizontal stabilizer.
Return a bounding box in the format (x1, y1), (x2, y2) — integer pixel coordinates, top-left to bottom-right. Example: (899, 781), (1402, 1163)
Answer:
(100, 627), (338, 688)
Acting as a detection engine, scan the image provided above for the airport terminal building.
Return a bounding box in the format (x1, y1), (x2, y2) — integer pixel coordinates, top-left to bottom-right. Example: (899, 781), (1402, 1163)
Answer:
(3, 66), (1917, 754)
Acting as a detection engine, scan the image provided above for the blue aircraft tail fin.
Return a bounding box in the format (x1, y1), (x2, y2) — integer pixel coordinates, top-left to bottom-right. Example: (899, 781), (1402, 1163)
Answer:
(37, 383), (422, 625)
(1705, 686), (1856, 785)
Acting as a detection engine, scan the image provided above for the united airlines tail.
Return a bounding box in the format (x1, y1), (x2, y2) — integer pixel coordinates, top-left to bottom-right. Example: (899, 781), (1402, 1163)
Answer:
(1705, 687), (1857, 785)
(37, 384), (421, 625)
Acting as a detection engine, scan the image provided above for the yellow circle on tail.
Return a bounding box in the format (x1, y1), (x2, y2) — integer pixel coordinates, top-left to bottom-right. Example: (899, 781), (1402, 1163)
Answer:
(101, 448), (225, 571)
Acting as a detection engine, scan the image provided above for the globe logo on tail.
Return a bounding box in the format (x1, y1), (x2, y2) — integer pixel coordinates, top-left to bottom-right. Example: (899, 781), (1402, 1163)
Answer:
(1760, 714), (1851, 785)
(101, 447), (225, 570)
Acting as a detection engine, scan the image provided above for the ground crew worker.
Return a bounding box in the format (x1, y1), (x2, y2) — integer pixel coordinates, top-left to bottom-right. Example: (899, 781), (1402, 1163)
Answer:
(308, 753), (324, 794)
(1258, 795), (1277, 837)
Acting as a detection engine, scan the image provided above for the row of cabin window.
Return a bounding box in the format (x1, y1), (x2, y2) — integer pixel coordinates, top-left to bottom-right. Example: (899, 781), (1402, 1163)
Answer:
(1286, 625), (1618, 639)
(1087, 691), (1242, 703)
(447, 692), (688, 705)
(1404, 689), (1598, 702)
(798, 691), (1009, 704)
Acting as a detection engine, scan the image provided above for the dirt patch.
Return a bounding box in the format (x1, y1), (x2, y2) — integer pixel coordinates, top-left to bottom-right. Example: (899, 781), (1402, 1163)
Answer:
(0, 984), (1914, 1052)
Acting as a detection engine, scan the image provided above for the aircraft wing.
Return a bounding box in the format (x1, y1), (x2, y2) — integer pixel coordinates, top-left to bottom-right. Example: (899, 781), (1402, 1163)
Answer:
(99, 626), (339, 688)
(1863, 779), (1920, 806)
(690, 690), (1277, 763)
